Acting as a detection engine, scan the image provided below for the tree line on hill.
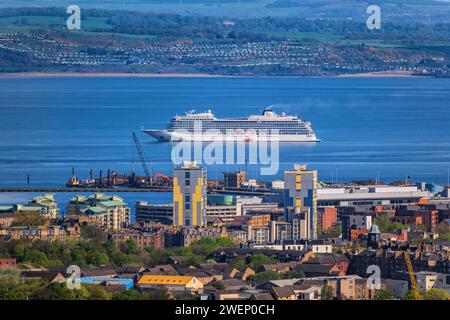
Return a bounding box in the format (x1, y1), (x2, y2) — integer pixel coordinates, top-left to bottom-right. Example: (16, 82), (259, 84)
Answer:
(2, 7), (450, 41)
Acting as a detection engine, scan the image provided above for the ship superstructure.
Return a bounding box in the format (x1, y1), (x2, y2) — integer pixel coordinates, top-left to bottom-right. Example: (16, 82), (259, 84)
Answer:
(142, 109), (320, 142)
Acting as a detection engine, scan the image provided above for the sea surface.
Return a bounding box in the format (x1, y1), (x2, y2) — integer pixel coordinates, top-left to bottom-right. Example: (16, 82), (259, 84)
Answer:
(1, 76), (450, 195)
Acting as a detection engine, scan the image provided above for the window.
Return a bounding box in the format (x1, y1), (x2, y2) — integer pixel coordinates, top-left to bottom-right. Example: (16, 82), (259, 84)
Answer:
(185, 172), (190, 179)
(185, 195), (191, 203)
(185, 179), (190, 186)
(185, 203), (191, 210)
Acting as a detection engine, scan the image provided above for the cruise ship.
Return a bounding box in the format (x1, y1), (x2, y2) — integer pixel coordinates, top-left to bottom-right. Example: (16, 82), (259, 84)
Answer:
(142, 109), (320, 142)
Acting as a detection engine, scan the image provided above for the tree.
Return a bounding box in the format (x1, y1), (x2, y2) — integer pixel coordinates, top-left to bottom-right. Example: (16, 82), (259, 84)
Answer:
(111, 251), (130, 266)
(80, 225), (105, 244)
(375, 288), (395, 300)
(248, 253), (275, 271)
(184, 254), (204, 267)
(104, 239), (117, 255)
(211, 280), (225, 290)
(112, 289), (140, 300)
(0, 269), (31, 300)
(122, 239), (138, 255)
(11, 240), (26, 260)
(190, 237), (236, 256)
(23, 249), (49, 265)
(145, 287), (174, 300)
(86, 285), (112, 300)
(282, 270), (305, 279)
(231, 257), (247, 269)
(316, 224), (323, 235)
(321, 284), (334, 300)
(401, 290), (422, 300)
(145, 246), (170, 266)
(11, 212), (46, 227)
(374, 216), (405, 233)
(35, 282), (89, 300)
(324, 225), (342, 237)
(251, 271), (281, 284)
(423, 288), (449, 300)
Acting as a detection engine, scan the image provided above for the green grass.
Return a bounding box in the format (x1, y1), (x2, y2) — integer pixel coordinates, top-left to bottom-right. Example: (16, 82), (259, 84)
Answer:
(0, 25), (44, 33)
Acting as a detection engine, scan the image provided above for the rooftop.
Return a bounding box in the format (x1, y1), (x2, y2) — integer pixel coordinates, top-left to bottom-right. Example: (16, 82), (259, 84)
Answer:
(137, 275), (196, 285)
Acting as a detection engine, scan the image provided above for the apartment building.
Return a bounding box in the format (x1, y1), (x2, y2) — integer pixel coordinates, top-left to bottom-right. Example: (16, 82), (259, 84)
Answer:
(284, 164), (318, 239)
(67, 194), (130, 230)
(173, 161), (207, 227)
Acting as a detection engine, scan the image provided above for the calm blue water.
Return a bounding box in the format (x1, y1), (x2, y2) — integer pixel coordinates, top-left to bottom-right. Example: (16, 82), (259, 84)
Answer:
(0, 76), (450, 190)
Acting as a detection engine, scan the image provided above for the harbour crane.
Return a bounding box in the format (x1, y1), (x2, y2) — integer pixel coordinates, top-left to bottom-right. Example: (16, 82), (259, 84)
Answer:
(132, 132), (152, 186)
(404, 251), (421, 300)
(131, 132), (173, 188)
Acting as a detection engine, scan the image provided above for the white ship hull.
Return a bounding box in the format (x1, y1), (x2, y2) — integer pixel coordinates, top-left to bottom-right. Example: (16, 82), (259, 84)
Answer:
(142, 129), (320, 142)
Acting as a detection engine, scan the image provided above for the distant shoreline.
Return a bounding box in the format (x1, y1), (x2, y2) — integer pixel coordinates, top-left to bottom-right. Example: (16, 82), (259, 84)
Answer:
(0, 71), (424, 79)
(337, 71), (420, 78)
(0, 72), (225, 79)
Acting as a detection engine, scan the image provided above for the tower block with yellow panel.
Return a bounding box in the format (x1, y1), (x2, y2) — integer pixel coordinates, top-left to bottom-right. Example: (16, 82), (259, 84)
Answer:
(173, 161), (207, 227)
(284, 164), (318, 239)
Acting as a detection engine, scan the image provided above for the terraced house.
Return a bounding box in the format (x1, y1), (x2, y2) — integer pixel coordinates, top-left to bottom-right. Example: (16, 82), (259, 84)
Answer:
(67, 193), (130, 230)
(0, 224), (80, 241)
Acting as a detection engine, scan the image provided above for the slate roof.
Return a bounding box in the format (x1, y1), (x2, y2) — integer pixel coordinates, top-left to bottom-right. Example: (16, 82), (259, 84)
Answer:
(220, 279), (248, 289)
(272, 286), (296, 299)
(251, 292), (275, 300)
(303, 253), (349, 265)
(80, 277), (133, 289)
(80, 267), (117, 277)
(21, 271), (65, 281)
(294, 264), (335, 275)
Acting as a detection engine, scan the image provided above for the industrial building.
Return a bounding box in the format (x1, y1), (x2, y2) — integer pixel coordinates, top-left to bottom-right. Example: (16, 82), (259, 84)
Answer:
(317, 185), (429, 207)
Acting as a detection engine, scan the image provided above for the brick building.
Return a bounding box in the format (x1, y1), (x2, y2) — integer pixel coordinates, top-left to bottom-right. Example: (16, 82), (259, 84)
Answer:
(109, 229), (164, 249)
(0, 258), (16, 269)
(319, 207), (337, 231)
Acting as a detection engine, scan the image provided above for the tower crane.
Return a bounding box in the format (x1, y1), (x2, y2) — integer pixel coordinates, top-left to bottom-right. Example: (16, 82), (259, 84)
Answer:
(403, 251), (421, 300)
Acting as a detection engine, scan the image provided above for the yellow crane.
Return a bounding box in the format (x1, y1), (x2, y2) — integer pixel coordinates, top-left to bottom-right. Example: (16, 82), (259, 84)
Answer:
(403, 251), (421, 300)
